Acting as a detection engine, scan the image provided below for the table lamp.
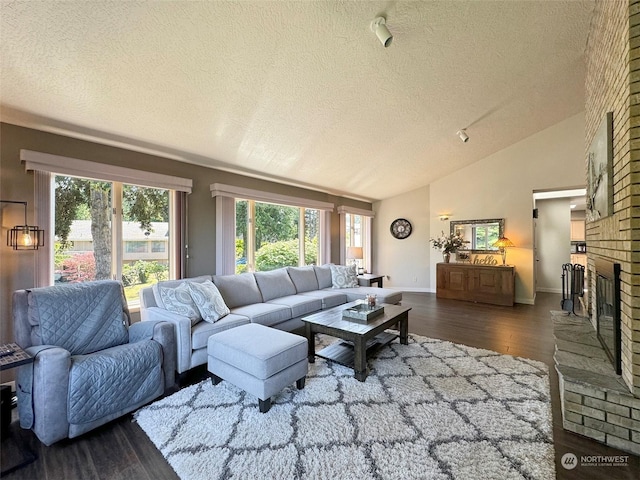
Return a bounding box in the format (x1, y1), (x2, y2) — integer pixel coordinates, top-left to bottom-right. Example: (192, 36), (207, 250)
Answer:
(492, 237), (515, 266)
(346, 246), (364, 273)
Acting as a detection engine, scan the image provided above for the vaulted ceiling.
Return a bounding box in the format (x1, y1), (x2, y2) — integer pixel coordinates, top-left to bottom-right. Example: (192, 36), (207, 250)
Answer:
(0, 1), (594, 202)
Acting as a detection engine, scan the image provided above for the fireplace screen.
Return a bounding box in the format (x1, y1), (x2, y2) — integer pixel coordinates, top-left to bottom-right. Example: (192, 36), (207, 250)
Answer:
(595, 258), (621, 375)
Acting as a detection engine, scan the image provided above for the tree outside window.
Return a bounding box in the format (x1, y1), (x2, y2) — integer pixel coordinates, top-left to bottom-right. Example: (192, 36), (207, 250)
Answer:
(473, 225), (500, 250)
(235, 200), (319, 273)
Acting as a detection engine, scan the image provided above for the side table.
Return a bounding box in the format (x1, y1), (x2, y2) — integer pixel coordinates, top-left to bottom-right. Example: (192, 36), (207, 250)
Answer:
(357, 273), (384, 288)
(1, 342), (36, 476)
(1, 343), (34, 371)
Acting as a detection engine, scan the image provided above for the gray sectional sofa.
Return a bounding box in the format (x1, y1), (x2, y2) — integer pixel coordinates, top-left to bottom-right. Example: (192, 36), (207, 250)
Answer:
(140, 264), (402, 375)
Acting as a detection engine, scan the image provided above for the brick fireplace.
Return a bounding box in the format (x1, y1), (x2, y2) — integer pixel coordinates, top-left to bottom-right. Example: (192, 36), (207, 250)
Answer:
(584, 0), (640, 400)
(553, 0), (640, 456)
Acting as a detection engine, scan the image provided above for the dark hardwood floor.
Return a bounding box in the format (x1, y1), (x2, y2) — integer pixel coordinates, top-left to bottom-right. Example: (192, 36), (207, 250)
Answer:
(2, 292), (638, 479)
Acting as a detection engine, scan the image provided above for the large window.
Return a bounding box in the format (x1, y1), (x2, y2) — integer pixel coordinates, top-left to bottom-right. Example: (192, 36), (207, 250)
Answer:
(54, 175), (171, 304)
(210, 183), (333, 275)
(23, 149), (192, 303)
(235, 199), (319, 273)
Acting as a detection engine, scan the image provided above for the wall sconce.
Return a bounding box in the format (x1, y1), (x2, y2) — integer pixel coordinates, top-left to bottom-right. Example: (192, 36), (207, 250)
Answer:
(492, 236), (515, 266)
(457, 129), (469, 143)
(439, 215), (450, 221)
(1, 200), (45, 250)
(370, 16), (393, 48)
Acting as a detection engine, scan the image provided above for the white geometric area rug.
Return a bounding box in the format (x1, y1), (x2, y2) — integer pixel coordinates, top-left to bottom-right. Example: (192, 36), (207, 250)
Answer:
(135, 333), (555, 480)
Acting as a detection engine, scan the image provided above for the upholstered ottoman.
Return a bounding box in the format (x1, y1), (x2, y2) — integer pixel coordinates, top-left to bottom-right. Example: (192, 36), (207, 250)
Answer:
(207, 323), (308, 412)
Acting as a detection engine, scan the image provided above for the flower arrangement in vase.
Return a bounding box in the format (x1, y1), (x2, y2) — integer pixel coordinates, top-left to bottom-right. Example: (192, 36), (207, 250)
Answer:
(430, 231), (465, 263)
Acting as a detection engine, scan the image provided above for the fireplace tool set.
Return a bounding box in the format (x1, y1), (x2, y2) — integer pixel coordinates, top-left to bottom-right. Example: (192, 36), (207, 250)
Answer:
(561, 263), (585, 315)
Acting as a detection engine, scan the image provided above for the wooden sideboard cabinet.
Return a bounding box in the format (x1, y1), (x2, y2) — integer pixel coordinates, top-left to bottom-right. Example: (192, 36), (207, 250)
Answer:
(436, 263), (515, 306)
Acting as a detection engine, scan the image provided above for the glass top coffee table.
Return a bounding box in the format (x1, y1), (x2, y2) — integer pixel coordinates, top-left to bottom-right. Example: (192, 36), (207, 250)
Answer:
(302, 301), (411, 382)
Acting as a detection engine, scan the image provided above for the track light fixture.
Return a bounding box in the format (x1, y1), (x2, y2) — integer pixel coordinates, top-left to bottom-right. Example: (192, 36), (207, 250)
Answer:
(457, 129), (469, 143)
(371, 16), (392, 48)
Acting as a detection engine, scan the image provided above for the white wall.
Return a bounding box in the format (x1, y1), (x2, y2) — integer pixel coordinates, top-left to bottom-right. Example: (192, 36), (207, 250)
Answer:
(373, 112), (586, 304)
(535, 198), (571, 293)
(372, 185), (430, 290)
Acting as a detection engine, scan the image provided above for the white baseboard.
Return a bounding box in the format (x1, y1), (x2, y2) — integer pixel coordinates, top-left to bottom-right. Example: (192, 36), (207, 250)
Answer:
(398, 287), (434, 293)
(537, 287), (562, 294)
(515, 297), (535, 305)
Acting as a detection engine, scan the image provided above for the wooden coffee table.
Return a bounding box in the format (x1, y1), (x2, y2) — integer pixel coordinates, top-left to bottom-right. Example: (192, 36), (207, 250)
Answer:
(302, 301), (410, 381)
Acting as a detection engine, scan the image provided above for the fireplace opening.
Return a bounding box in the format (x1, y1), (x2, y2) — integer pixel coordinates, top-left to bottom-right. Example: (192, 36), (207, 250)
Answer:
(594, 257), (621, 375)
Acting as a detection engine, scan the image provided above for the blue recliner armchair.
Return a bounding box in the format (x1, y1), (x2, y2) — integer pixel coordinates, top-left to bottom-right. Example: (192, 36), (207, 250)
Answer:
(13, 280), (176, 446)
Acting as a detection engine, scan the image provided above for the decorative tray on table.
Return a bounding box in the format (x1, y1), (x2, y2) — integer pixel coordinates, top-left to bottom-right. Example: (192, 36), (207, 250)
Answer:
(342, 304), (384, 323)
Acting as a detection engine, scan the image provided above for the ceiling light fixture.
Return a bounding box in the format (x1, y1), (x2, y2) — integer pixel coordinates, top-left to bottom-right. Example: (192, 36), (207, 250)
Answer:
(457, 130), (469, 143)
(370, 16), (392, 48)
(0, 200), (45, 250)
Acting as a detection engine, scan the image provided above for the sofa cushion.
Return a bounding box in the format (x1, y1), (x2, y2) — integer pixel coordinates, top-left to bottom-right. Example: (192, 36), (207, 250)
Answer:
(68, 340), (162, 424)
(187, 280), (230, 323)
(330, 264), (358, 288)
(191, 313), (251, 350)
(254, 268), (296, 301)
(287, 266), (319, 293)
(267, 295), (323, 318)
(314, 264), (333, 289)
(299, 290), (348, 309)
(213, 273), (263, 309)
(156, 282), (202, 326)
(230, 303), (291, 327)
(152, 275), (212, 309)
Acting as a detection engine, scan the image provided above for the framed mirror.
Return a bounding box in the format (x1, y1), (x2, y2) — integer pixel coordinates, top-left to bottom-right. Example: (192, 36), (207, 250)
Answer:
(450, 218), (504, 254)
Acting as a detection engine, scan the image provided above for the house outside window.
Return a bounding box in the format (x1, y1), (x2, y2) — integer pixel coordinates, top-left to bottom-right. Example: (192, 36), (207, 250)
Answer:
(125, 241), (148, 254)
(151, 241), (166, 253)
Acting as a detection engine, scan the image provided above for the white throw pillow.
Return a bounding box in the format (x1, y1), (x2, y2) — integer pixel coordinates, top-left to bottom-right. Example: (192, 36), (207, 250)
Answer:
(330, 264), (358, 289)
(157, 283), (202, 326)
(187, 280), (230, 323)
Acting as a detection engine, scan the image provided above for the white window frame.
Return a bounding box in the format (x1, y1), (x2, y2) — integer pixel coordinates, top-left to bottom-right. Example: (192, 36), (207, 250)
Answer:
(211, 183), (334, 275)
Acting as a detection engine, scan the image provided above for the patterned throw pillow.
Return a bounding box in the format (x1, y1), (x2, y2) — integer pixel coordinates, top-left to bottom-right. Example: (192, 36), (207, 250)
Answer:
(187, 280), (230, 324)
(330, 264), (358, 289)
(157, 283), (202, 326)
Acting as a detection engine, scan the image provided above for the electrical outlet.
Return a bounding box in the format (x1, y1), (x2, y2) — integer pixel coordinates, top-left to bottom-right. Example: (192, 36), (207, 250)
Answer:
(413, 276), (418, 282)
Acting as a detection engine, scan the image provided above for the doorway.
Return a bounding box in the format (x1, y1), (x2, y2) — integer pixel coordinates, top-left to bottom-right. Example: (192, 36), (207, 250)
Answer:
(532, 188), (586, 300)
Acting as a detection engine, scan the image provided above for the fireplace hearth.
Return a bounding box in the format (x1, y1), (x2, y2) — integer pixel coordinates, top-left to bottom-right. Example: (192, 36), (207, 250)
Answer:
(551, 256), (640, 456)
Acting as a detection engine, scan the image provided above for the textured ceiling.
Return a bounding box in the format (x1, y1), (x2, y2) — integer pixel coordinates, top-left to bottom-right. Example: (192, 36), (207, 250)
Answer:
(0, 1), (594, 202)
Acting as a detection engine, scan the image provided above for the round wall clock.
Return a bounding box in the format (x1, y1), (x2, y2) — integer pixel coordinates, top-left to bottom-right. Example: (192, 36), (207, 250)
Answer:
(390, 218), (412, 239)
